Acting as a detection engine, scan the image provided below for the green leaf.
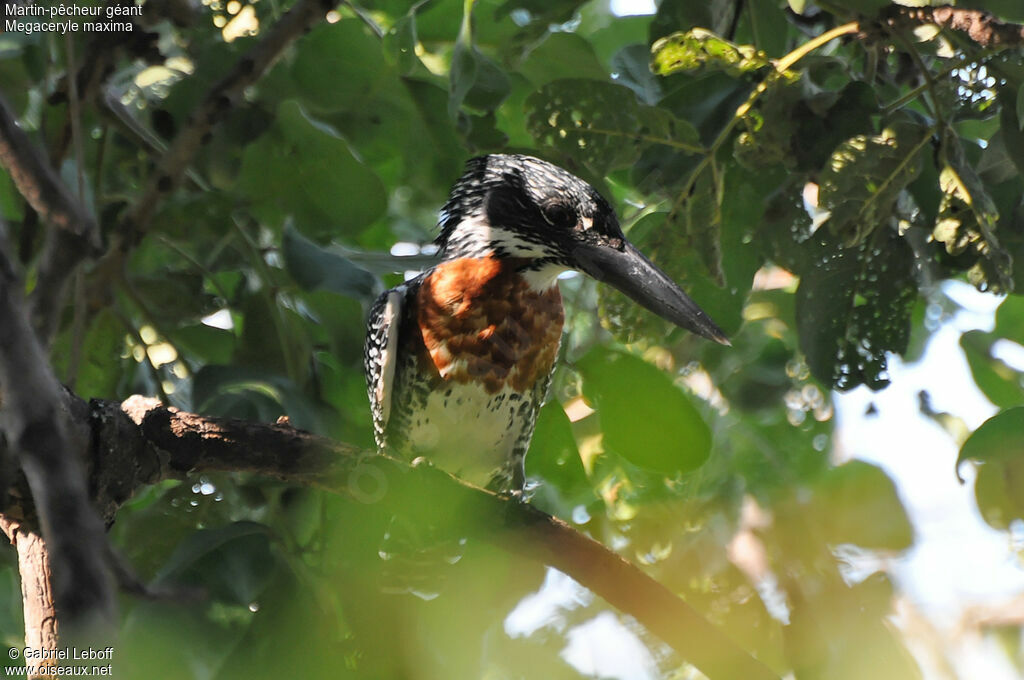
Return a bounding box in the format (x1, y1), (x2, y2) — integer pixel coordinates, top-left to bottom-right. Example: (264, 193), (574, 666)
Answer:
(811, 461), (914, 550)
(960, 330), (1024, 409)
(675, 166), (724, 284)
(526, 79), (641, 173)
(192, 365), (327, 434)
(238, 100), (387, 238)
(167, 324), (235, 366)
(791, 81), (879, 172)
(154, 522), (277, 606)
(958, 408), (1024, 528)
(746, 0), (790, 57)
(995, 294), (1024, 340)
(958, 407), (1024, 469)
(292, 20), (390, 112)
(577, 347), (711, 475)
(383, 13), (421, 77)
(650, 0), (739, 42)
(463, 50), (511, 112)
(526, 79), (698, 174)
(651, 29), (770, 78)
(975, 455), (1024, 530)
(0, 168), (23, 221)
(795, 228), (917, 391)
(72, 309), (128, 400)
(588, 17), (652, 66)
(281, 223), (380, 302)
(448, 0), (478, 118)
(131, 270), (216, 322)
(933, 135), (1012, 293)
(525, 401), (593, 516)
(519, 32), (608, 88)
(818, 126), (926, 245)
(610, 44), (663, 106)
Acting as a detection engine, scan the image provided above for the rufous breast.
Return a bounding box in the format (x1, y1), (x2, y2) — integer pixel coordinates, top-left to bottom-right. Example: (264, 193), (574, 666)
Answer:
(416, 257), (564, 394)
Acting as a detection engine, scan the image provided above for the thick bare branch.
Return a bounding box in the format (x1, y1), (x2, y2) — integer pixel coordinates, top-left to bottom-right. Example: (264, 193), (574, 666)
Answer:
(0, 519), (58, 678)
(119, 0), (337, 238)
(84, 396), (779, 680)
(0, 229), (115, 630)
(882, 5), (1024, 48)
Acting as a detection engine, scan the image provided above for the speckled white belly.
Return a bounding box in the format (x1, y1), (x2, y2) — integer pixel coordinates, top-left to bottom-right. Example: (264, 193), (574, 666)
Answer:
(404, 380), (525, 486)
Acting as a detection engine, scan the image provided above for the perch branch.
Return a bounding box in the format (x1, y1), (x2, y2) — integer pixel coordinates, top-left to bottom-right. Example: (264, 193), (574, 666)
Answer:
(881, 5), (1024, 48)
(81, 396), (779, 680)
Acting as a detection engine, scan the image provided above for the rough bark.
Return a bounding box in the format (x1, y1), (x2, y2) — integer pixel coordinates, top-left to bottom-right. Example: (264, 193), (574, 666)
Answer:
(0, 519), (57, 680)
(0, 230), (116, 632)
(882, 5), (1024, 48)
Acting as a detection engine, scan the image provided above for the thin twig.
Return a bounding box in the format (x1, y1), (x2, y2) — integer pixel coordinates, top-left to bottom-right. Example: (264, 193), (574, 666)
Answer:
(0, 93), (99, 247)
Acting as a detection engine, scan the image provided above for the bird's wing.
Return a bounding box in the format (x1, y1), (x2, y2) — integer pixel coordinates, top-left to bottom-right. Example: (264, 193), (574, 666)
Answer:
(364, 286), (405, 450)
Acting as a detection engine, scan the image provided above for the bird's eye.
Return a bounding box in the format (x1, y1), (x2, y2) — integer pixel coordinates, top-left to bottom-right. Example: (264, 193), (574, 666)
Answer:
(542, 203), (576, 229)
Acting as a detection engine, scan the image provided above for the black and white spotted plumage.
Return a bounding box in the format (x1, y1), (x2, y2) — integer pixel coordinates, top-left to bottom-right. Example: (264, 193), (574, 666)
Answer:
(363, 284), (406, 450)
(363, 154), (728, 492)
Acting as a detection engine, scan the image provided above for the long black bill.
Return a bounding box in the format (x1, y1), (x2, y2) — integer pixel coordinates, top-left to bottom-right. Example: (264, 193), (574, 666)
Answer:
(572, 240), (730, 345)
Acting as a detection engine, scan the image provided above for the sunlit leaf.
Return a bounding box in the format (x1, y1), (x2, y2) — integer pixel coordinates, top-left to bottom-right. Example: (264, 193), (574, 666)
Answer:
(811, 461), (913, 550)
(526, 78), (700, 174)
(958, 408), (1024, 528)
(933, 135), (1012, 293)
(818, 126), (927, 245)
(652, 29), (770, 78)
(578, 347), (711, 475)
(957, 406), (1024, 470)
(959, 330), (1024, 409)
(525, 401), (593, 517)
(525, 78), (644, 172)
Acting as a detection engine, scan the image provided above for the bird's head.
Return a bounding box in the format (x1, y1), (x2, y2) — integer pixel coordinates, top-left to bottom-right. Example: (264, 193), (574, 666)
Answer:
(437, 154), (729, 345)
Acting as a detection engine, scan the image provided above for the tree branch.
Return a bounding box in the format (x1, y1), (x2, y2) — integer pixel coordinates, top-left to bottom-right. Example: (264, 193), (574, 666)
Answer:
(81, 395), (779, 680)
(0, 519), (58, 677)
(881, 5), (1024, 48)
(118, 0), (336, 239)
(0, 227), (115, 631)
(0, 91), (99, 342)
(0, 94), (99, 247)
